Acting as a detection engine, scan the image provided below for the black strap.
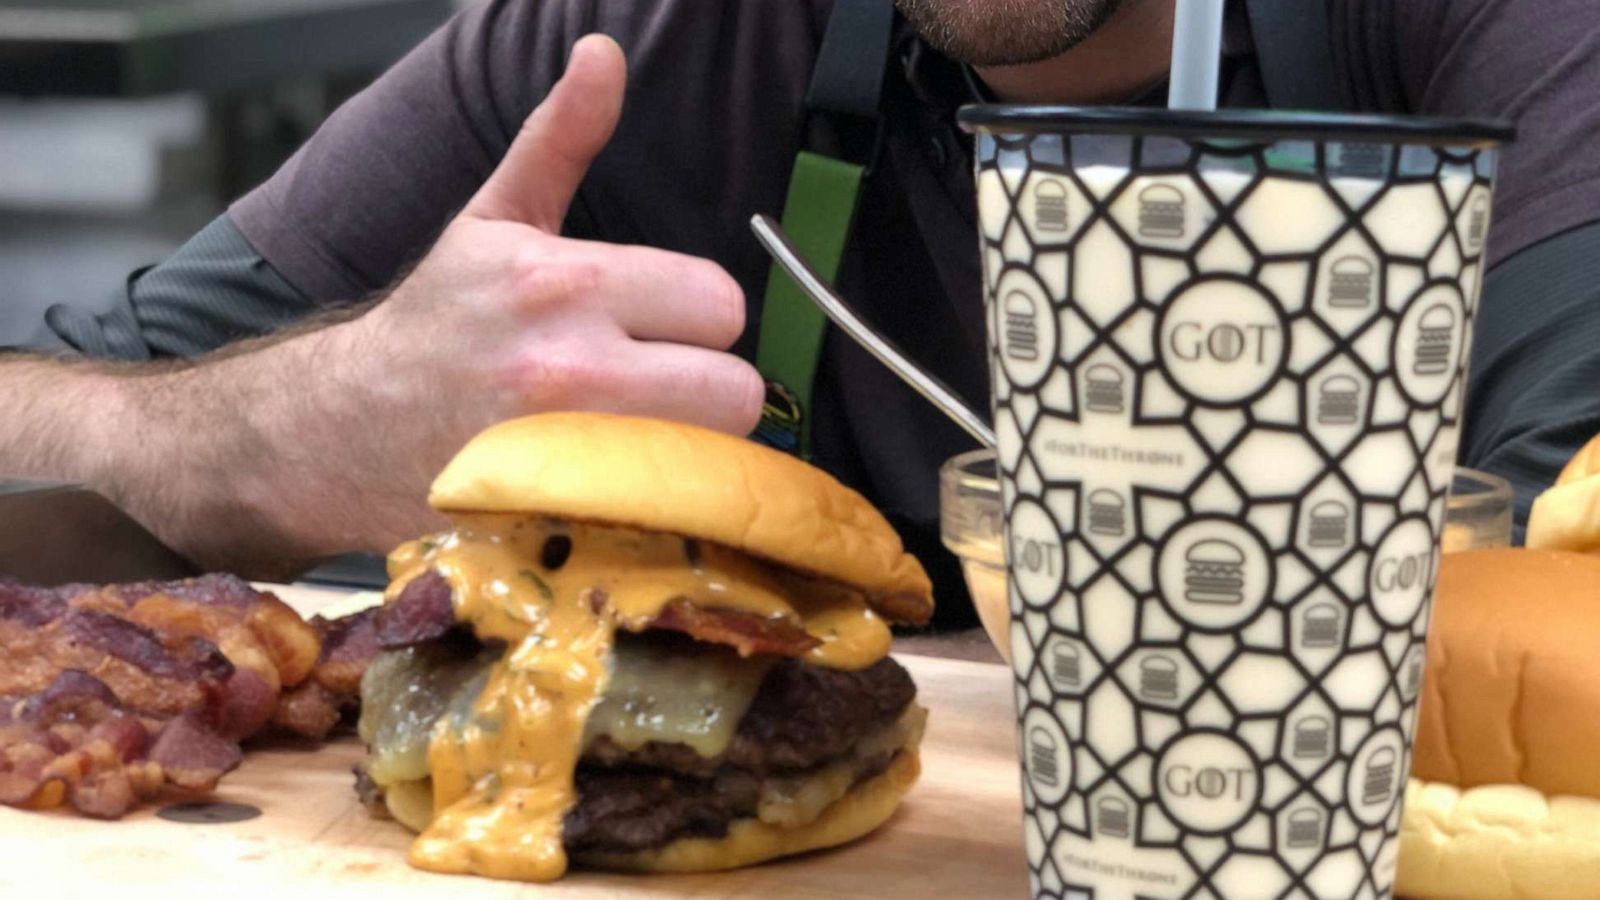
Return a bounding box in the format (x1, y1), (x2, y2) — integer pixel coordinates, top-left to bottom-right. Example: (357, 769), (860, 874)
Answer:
(806, 0), (895, 129)
(1244, 0), (1345, 111)
(749, 0), (895, 456)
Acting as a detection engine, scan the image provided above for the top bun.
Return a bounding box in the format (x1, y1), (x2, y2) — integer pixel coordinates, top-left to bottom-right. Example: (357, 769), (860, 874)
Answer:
(1527, 435), (1600, 554)
(429, 413), (933, 624)
(1412, 548), (1600, 799)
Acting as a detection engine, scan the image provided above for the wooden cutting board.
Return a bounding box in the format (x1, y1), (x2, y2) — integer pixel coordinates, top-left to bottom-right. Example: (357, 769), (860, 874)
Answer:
(0, 585), (1029, 899)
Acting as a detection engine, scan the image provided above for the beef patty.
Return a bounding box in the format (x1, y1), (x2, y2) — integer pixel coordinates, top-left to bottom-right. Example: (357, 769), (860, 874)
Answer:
(562, 766), (762, 852)
(585, 655), (917, 777)
(563, 656), (918, 853)
(561, 748), (904, 854)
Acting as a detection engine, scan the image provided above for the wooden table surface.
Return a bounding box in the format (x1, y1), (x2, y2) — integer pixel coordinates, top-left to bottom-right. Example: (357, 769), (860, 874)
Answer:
(0, 585), (1031, 899)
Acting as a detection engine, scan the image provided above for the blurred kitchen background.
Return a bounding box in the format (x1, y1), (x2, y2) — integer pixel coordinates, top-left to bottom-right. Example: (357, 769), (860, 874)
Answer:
(0, 0), (473, 347)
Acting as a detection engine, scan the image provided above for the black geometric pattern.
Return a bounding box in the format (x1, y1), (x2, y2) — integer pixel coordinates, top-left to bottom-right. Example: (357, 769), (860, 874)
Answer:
(975, 130), (1496, 900)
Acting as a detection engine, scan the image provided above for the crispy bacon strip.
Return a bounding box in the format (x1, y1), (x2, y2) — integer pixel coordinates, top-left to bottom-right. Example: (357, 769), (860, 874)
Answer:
(645, 598), (821, 658)
(147, 713), (243, 790)
(91, 575), (322, 693)
(376, 571), (454, 649)
(0, 609), (232, 723)
(272, 607), (381, 740)
(0, 575), (324, 740)
(0, 581), (67, 627)
(0, 575), (372, 819)
(310, 606), (381, 696)
(0, 670), (235, 819)
(868, 589), (933, 627)
(269, 681), (342, 741)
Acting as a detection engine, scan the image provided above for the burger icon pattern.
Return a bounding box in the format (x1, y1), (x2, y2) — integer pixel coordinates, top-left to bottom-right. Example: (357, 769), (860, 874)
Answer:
(1182, 540), (1246, 604)
(978, 132), (1495, 899)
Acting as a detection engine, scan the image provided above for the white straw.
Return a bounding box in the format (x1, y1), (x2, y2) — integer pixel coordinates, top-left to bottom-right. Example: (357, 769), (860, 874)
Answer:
(1167, 0), (1226, 111)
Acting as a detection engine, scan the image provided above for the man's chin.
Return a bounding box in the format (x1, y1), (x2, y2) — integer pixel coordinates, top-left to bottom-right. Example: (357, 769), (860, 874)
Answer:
(895, 0), (1120, 68)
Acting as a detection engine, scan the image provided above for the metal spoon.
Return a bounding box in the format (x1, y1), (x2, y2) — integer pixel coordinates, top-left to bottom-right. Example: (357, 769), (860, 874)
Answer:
(750, 214), (998, 449)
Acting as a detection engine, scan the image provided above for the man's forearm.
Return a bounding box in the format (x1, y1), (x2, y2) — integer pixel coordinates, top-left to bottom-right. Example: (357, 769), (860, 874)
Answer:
(0, 340), (327, 577)
(0, 354), (157, 491)
(0, 303), (439, 577)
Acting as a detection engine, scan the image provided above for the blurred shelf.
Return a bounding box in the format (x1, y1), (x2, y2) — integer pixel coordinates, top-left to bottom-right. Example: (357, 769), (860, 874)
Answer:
(0, 0), (453, 96)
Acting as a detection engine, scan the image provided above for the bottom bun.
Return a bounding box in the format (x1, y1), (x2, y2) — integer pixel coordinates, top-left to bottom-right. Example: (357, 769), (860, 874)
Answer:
(1398, 778), (1600, 899)
(574, 748), (921, 874)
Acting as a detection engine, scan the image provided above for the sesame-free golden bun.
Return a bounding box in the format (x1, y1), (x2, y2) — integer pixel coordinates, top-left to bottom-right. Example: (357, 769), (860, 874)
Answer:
(428, 413), (933, 625)
(1527, 434), (1600, 554)
(1397, 548), (1600, 898)
(1398, 781), (1600, 900)
(1411, 549), (1600, 797)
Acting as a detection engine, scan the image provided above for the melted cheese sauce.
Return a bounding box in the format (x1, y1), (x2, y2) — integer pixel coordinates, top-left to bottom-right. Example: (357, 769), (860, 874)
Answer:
(382, 515), (891, 882)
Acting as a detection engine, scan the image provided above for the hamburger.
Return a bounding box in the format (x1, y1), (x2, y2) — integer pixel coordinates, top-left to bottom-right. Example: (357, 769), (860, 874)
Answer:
(1183, 539), (1246, 605)
(354, 413), (934, 882)
(1397, 548), (1600, 899)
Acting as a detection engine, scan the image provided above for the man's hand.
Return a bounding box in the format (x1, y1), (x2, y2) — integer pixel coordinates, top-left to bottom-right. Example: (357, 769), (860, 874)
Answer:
(352, 34), (762, 437)
(0, 35), (762, 575)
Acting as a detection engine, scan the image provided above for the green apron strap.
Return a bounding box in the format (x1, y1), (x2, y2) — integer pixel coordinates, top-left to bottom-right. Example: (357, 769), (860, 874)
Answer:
(753, 150), (866, 457)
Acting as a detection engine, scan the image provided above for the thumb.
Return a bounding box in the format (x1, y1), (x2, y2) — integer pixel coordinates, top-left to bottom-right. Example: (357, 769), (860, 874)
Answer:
(464, 33), (626, 229)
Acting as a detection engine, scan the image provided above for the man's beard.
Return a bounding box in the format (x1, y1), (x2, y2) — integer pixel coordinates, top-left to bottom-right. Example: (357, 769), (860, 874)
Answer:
(896, 0), (1126, 67)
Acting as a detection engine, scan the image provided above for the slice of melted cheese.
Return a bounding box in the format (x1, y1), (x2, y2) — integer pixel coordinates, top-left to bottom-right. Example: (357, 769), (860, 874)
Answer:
(378, 514), (892, 882)
(582, 635), (774, 759)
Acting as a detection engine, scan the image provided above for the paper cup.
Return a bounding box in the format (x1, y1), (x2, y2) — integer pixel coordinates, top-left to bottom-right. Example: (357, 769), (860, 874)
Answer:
(957, 106), (1512, 900)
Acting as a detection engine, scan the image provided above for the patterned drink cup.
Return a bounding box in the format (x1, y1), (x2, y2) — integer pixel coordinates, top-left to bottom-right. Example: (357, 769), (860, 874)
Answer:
(957, 107), (1512, 900)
